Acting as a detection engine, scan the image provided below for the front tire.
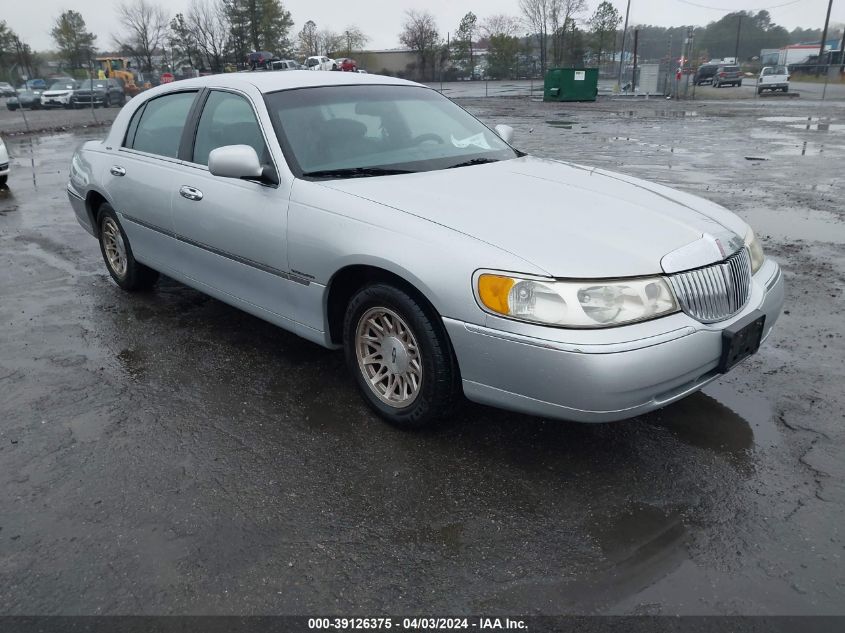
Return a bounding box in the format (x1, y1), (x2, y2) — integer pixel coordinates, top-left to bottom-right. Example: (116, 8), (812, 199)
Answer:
(102, 95), (110, 108)
(343, 283), (460, 429)
(0, 175), (7, 187)
(97, 204), (159, 291)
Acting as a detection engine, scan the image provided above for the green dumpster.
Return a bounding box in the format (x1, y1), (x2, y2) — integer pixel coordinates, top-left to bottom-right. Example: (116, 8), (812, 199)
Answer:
(543, 67), (599, 102)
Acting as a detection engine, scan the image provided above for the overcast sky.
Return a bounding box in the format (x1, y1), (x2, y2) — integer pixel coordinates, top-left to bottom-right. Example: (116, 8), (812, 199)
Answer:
(9, 0), (845, 52)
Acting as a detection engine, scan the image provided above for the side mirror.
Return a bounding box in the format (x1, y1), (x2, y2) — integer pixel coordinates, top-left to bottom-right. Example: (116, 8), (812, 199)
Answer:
(494, 124), (515, 144)
(208, 144), (264, 180)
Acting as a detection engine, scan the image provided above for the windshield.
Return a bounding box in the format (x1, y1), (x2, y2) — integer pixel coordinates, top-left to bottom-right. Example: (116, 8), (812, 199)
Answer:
(49, 80), (77, 90)
(265, 85), (518, 178)
(80, 80), (107, 90)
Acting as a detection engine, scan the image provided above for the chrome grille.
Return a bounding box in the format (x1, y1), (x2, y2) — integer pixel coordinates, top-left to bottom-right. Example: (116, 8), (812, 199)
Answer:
(668, 248), (752, 323)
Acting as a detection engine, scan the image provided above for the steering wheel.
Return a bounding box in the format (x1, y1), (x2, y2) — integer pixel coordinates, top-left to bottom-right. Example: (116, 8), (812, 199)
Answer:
(411, 133), (445, 145)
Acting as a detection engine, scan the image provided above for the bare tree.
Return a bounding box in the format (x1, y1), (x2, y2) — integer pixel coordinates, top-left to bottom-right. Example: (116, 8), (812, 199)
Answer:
(318, 29), (343, 56)
(481, 14), (521, 38)
(550, 0), (587, 65)
(341, 25), (368, 58)
(187, 0), (228, 72)
(519, 0), (551, 73)
(114, 0), (169, 73)
(399, 9), (441, 81)
(297, 20), (319, 58)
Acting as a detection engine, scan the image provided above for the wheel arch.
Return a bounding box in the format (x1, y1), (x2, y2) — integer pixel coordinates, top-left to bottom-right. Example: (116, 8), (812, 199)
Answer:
(84, 188), (113, 237)
(324, 262), (443, 347)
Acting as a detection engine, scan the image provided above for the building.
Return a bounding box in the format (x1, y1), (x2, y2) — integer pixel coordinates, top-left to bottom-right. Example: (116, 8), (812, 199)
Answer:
(774, 41), (840, 66)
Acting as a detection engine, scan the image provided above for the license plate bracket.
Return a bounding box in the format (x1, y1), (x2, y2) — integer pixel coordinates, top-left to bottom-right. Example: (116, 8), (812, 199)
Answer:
(719, 310), (766, 373)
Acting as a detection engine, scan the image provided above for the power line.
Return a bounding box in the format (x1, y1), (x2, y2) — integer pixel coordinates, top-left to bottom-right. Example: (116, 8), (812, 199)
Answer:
(673, 0), (802, 11)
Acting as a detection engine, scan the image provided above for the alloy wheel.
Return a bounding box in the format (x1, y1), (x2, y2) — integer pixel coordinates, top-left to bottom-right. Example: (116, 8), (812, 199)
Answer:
(101, 217), (127, 278)
(355, 307), (423, 408)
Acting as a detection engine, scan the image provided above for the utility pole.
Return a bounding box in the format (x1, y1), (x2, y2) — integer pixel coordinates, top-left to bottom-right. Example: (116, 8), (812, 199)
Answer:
(631, 28), (639, 92)
(664, 34), (672, 95)
(617, 0), (631, 88)
(734, 13), (743, 62)
(817, 0), (833, 76)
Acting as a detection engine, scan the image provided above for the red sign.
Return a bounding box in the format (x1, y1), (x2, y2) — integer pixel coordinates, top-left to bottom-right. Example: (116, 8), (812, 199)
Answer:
(160, 73), (175, 84)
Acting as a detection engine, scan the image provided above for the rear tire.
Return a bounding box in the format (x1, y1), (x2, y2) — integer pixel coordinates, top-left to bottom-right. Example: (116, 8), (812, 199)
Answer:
(343, 283), (461, 429)
(97, 204), (159, 291)
(102, 95), (110, 108)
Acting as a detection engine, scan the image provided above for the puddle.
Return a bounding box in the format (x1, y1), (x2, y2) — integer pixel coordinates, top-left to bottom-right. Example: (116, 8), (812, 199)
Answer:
(759, 116), (836, 123)
(546, 120), (575, 128)
(702, 382), (779, 448)
(615, 110), (699, 118)
(740, 206), (845, 244)
(647, 391), (753, 455)
(589, 503), (687, 566)
(757, 116), (845, 134)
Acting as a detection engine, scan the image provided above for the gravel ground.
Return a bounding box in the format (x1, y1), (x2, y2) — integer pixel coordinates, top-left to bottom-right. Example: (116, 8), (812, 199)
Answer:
(0, 96), (843, 616)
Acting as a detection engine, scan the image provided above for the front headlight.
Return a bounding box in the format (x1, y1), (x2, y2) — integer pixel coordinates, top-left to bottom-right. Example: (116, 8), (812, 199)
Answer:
(476, 272), (679, 328)
(744, 227), (765, 274)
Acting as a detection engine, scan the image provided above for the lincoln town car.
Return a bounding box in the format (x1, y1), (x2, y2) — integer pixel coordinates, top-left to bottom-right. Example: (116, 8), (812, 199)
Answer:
(67, 72), (784, 428)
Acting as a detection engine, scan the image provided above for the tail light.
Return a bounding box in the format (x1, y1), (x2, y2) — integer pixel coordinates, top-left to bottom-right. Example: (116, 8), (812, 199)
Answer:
(719, 72), (726, 78)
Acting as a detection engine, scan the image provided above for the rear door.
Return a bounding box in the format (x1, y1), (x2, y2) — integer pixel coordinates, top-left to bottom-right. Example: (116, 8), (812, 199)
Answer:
(106, 90), (200, 270)
(170, 88), (294, 321)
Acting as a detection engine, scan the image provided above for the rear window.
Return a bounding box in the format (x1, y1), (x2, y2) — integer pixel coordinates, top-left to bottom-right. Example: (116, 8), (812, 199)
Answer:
(723, 66), (740, 72)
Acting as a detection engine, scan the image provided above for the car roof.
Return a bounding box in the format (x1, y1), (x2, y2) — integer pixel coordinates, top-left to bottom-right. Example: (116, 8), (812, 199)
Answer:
(142, 70), (420, 96)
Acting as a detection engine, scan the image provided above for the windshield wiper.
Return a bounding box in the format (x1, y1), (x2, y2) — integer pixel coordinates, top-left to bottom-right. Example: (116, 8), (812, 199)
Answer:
(447, 157), (500, 169)
(302, 167), (415, 179)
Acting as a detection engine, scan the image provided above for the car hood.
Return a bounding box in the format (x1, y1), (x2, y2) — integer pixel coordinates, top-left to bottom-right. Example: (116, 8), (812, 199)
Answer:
(318, 155), (748, 277)
(42, 89), (72, 96)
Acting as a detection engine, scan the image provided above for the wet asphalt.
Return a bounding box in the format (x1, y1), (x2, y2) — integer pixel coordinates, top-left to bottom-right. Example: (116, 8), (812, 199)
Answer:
(0, 97), (843, 615)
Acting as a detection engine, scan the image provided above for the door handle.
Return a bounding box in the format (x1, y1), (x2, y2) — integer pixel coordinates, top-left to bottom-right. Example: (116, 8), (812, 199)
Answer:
(110, 165), (125, 177)
(179, 185), (203, 201)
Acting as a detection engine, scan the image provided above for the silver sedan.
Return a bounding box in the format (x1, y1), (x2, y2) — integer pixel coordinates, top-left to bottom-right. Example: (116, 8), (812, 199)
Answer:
(67, 71), (784, 428)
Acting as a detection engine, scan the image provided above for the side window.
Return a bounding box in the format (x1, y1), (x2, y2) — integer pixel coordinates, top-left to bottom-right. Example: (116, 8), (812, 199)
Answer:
(192, 91), (268, 166)
(129, 91), (197, 158)
(124, 104), (145, 148)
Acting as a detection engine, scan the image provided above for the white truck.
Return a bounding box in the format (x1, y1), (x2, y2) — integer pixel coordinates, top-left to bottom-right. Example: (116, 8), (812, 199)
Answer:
(757, 65), (790, 94)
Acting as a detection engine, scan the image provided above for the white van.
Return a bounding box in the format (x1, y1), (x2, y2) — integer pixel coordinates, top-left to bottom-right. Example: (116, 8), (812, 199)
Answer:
(758, 66), (789, 94)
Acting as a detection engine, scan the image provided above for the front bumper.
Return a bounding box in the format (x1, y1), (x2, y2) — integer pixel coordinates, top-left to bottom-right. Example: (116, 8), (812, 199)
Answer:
(41, 95), (72, 107)
(72, 94), (106, 106)
(445, 259), (784, 422)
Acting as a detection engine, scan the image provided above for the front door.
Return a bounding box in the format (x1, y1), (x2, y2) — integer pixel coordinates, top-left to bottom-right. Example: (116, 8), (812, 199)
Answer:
(170, 89), (293, 322)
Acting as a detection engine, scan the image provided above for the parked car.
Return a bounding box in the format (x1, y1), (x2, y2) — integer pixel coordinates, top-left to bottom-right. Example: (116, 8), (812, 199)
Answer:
(0, 82), (15, 97)
(712, 65), (742, 88)
(41, 79), (80, 108)
(270, 59), (302, 71)
(0, 135), (9, 187)
(66, 72), (784, 428)
(247, 51), (277, 70)
(71, 78), (126, 108)
(339, 58), (358, 72)
(757, 65), (789, 94)
(693, 64), (718, 85)
(6, 88), (42, 110)
(23, 78), (47, 90)
(305, 55), (338, 71)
